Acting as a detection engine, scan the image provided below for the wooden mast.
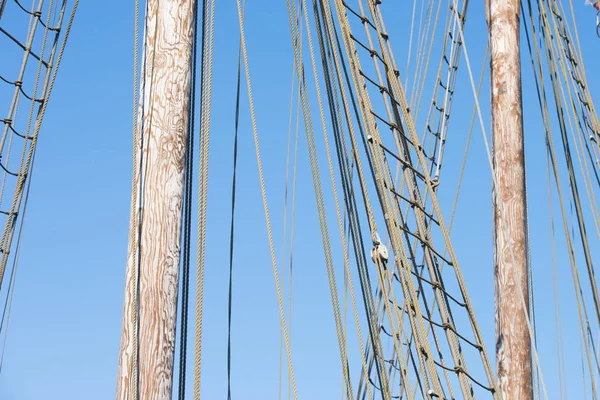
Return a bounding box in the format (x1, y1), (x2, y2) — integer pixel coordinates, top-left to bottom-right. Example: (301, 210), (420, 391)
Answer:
(488, 0), (533, 398)
(116, 0), (196, 399)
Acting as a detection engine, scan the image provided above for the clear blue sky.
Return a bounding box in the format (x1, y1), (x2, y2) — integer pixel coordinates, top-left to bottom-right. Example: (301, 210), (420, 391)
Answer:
(1, 1), (600, 399)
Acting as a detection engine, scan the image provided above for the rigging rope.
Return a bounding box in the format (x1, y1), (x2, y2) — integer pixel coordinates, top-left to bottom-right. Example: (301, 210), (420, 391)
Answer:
(235, 0), (299, 397)
(448, 47), (488, 231)
(0, 0), (79, 378)
(546, 137), (568, 399)
(280, 4), (299, 397)
(0, 0), (53, 283)
(368, 4), (479, 394)
(286, 0), (355, 395)
(326, 3), (415, 397)
(312, 5), (374, 398)
(0, 0), (39, 342)
(279, 22), (295, 400)
(544, 0), (600, 186)
(285, 97), (300, 400)
(538, 0), (600, 347)
(527, 1), (600, 393)
(192, 0), (215, 398)
(0, 145), (36, 374)
(334, 0), (499, 396)
(349, 0), (454, 394)
(329, 5), (400, 398)
(386, 8), (472, 352)
(161, 1), (600, 397)
(541, 0), (600, 236)
(411, 0), (443, 122)
(127, 0), (142, 395)
(177, 0), (200, 397)
(405, 0), (417, 90)
(410, 0), (438, 114)
(227, 28), (243, 400)
(307, 0), (422, 397)
(315, 3), (393, 396)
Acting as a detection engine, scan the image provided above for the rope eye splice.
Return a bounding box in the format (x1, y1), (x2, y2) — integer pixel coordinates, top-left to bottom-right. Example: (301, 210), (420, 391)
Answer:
(370, 231), (389, 266)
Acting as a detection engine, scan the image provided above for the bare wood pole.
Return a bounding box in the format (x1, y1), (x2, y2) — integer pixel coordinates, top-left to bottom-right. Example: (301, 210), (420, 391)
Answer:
(116, 0), (196, 399)
(488, 0), (533, 398)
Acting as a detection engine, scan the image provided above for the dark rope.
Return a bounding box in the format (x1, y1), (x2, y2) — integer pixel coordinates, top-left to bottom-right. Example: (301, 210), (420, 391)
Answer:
(313, 1), (391, 396)
(226, 31), (242, 400)
(177, 0), (201, 397)
(0, 144), (37, 373)
(0, 0), (6, 21)
(133, 0), (160, 394)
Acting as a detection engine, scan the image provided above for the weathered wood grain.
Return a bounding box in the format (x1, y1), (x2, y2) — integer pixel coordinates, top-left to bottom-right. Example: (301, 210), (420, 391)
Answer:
(116, 0), (195, 398)
(489, 0), (533, 398)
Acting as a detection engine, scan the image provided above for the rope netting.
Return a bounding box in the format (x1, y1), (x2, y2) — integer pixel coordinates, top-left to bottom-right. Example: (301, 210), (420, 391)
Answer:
(0, 0), (77, 370)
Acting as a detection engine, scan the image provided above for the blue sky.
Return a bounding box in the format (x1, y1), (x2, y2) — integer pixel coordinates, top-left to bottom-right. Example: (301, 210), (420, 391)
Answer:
(1, 0), (600, 399)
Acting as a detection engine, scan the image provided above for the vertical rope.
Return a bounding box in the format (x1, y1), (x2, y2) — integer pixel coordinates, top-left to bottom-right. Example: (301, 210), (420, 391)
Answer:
(286, 85), (301, 400)
(128, 0), (140, 397)
(279, 28), (295, 400)
(177, 0), (200, 397)
(226, 31), (242, 400)
(193, 0), (215, 397)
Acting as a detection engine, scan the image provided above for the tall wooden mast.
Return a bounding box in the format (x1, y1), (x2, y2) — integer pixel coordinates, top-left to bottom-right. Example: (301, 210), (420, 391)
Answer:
(116, 0), (196, 398)
(489, 0), (533, 398)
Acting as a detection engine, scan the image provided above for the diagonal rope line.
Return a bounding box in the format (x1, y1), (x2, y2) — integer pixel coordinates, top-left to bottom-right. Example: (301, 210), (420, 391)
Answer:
(234, 1), (299, 398)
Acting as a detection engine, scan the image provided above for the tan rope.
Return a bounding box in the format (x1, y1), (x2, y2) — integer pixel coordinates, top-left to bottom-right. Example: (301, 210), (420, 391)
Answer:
(546, 144), (568, 399)
(0, 0), (52, 282)
(412, 0), (444, 122)
(234, 1), (299, 398)
(352, 1), (480, 395)
(193, 0), (216, 398)
(327, 0), (446, 395)
(286, 0), (355, 396)
(279, 31), (297, 400)
(532, 4), (599, 395)
(317, 3), (401, 397)
(350, 0), (452, 394)
(127, 0), (141, 397)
